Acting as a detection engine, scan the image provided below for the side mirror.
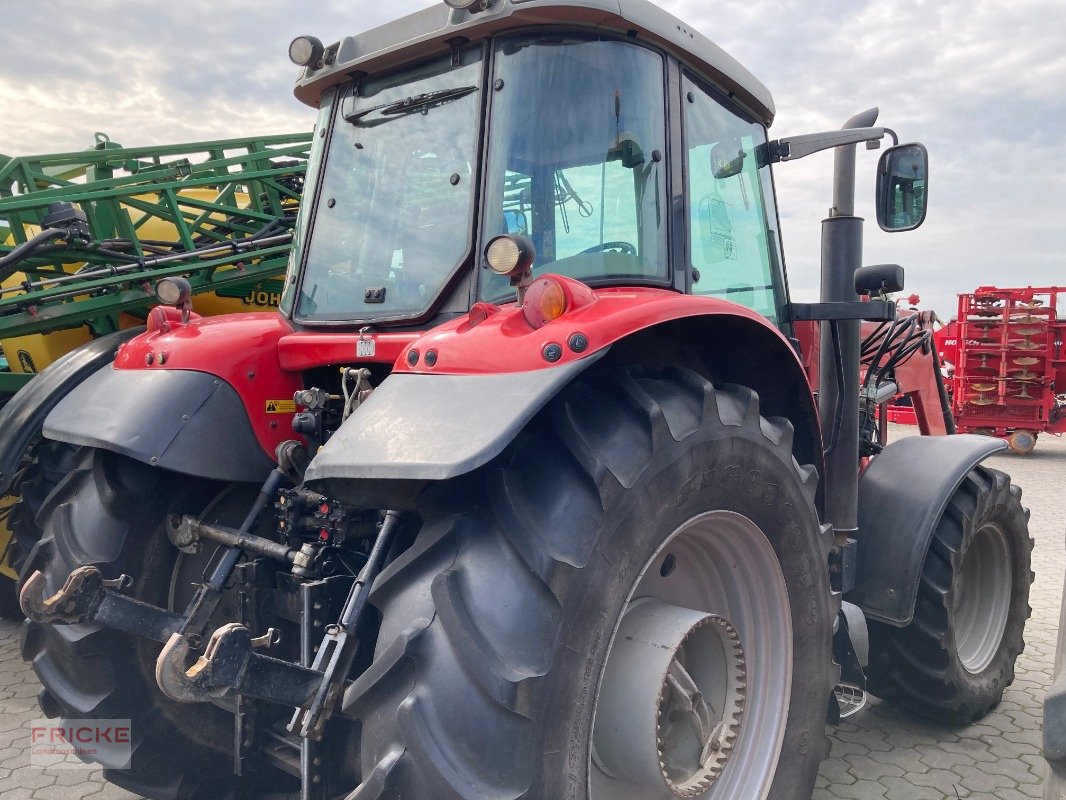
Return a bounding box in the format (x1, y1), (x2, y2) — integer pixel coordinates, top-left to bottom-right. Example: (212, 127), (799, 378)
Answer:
(710, 139), (746, 178)
(876, 143), (929, 232)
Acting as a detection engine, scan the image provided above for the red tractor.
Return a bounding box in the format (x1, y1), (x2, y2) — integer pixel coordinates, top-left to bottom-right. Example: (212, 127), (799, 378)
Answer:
(10, 2), (1032, 799)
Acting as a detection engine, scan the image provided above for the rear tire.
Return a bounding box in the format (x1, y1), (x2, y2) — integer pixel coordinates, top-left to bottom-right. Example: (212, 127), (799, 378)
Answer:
(0, 441), (78, 619)
(347, 367), (835, 799)
(20, 447), (273, 798)
(866, 466), (1033, 725)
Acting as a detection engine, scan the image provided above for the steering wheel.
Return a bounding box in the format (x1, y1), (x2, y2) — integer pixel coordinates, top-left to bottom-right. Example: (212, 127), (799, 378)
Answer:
(581, 241), (637, 256)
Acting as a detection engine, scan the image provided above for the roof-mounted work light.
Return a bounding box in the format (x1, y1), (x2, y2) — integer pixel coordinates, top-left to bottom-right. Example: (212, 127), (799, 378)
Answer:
(444, 0), (493, 11)
(289, 35), (325, 68)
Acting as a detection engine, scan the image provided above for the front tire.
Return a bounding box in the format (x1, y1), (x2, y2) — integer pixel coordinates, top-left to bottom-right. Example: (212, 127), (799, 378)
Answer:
(347, 367), (835, 799)
(866, 466), (1033, 725)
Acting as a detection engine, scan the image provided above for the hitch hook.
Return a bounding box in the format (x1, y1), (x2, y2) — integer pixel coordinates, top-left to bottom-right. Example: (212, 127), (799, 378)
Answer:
(157, 623), (320, 709)
(20, 566), (123, 624)
(156, 623), (252, 703)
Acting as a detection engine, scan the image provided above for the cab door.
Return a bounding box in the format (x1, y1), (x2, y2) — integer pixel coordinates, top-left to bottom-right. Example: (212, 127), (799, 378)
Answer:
(682, 73), (791, 328)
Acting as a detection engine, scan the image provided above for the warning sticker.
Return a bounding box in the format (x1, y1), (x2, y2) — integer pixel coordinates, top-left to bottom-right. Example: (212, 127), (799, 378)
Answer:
(265, 399), (296, 414)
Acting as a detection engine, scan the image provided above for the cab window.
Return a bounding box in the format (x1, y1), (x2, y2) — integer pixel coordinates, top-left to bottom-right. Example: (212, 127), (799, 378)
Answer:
(683, 75), (787, 323)
(481, 36), (669, 300)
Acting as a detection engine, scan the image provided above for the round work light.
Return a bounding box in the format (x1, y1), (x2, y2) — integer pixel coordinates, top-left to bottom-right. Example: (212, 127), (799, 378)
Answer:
(289, 35), (325, 68)
(485, 234), (535, 278)
(155, 277), (193, 307)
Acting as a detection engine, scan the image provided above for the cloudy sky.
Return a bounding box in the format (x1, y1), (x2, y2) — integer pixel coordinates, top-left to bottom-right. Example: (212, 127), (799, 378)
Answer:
(1, 0), (1062, 316)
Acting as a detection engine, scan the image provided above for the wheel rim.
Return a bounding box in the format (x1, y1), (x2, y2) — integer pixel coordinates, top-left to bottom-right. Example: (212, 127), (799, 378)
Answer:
(590, 511), (792, 800)
(952, 522), (1012, 674)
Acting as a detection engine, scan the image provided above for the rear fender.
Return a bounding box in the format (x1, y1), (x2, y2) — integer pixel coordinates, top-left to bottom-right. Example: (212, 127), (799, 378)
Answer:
(43, 366), (276, 483)
(849, 434), (1007, 626)
(42, 312), (302, 484)
(111, 312), (302, 461)
(0, 327), (144, 495)
(305, 284), (821, 506)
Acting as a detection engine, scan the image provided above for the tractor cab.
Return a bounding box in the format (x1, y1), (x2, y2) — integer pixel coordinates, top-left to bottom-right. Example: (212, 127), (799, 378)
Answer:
(281, 0), (790, 329)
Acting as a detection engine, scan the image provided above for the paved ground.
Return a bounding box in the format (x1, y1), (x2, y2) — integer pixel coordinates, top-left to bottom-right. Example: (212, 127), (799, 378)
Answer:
(0, 425), (1061, 799)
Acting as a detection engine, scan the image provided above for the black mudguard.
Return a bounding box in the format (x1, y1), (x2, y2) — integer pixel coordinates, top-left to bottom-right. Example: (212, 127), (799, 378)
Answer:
(304, 351), (605, 506)
(0, 328), (144, 495)
(848, 434), (1006, 626)
(43, 365), (275, 483)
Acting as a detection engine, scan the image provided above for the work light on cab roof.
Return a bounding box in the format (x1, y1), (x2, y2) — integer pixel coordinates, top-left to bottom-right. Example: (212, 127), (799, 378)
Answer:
(288, 35), (324, 68)
(443, 0), (492, 10)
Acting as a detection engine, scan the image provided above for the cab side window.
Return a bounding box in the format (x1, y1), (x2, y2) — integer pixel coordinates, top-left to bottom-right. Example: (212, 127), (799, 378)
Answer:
(684, 76), (787, 323)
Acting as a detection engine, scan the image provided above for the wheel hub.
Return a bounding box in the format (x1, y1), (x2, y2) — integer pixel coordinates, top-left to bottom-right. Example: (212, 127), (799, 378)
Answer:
(593, 598), (747, 798)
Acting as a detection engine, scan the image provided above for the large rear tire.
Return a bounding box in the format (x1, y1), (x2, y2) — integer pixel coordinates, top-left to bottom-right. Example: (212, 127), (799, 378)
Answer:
(866, 466), (1033, 725)
(347, 367), (835, 800)
(20, 447), (278, 798)
(0, 441), (78, 619)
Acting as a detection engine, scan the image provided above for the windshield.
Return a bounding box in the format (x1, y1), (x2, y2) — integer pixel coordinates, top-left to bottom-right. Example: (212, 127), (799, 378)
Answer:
(480, 36), (669, 301)
(292, 45), (484, 322)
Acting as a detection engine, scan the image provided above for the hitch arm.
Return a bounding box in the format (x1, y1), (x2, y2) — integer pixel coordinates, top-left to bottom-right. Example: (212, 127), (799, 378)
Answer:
(21, 566), (184, 642)
(290, 510), (402, 739)
(21, 467), (289, 643)
(179, 467), (289, 637)
(23, 463), (404, 750)
(155, 510), (402, 738)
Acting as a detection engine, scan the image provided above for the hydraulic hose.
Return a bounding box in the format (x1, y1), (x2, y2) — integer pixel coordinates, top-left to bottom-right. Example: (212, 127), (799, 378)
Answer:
(0, 228), (67, 282)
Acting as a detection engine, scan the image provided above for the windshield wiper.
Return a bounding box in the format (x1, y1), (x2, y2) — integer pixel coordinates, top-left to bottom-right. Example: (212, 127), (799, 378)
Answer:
(345, 85), (479, 126)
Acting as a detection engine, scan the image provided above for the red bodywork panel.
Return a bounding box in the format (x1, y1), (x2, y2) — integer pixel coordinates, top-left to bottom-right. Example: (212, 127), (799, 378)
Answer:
(116, 313), (305, 460)
(114, 278), (812, 463)
(278, 331), (418, 372)
(395, 282), (806, 377)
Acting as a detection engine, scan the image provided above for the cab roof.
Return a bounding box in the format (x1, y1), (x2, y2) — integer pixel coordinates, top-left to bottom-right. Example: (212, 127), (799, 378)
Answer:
(293, 0), (776, 125)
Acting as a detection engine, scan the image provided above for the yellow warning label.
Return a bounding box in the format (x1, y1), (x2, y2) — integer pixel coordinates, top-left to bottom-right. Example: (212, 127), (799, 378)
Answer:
(265, 399), (296, 414)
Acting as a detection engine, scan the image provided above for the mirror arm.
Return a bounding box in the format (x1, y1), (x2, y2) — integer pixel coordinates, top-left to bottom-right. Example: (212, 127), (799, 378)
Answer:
(766, 126), (889, 163)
